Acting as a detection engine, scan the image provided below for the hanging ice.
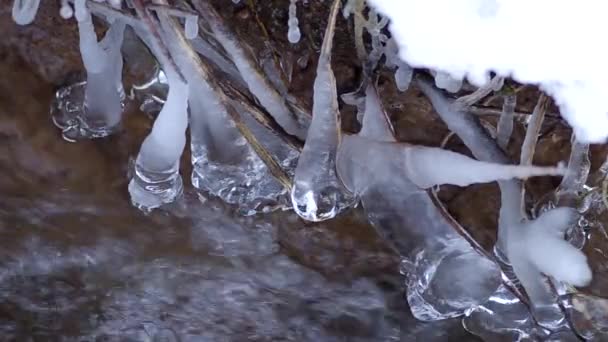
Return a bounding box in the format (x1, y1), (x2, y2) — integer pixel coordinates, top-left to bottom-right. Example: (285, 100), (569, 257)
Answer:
(287, 0), (301, 44)
(51, 0), (126, 142)
(434, 71), (462, 93)
(150, 7), (297, 215)
(337, 85), (500, 320)
(336, 81), (573, 320)
(128, 74), (189, 212)
(415, 76), (592, 331)
(11, 0), (40, 25)
(59, 0), (73, 19)
(291, 0), (355, 222)
(189, 79), (297, 215)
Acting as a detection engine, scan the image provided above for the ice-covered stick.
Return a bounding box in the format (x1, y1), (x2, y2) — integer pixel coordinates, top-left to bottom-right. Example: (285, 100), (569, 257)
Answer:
(128, 71), (189, 211)
(290, 0), (356, 222)
(454, 76), (504, 109)
(194, 0), (310, 141)
(11, 0), (40, 25)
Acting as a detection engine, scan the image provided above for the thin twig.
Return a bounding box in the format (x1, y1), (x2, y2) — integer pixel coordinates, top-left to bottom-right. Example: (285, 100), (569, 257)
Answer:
(454, 76), (504, 109)
(468, 106), (562, 120)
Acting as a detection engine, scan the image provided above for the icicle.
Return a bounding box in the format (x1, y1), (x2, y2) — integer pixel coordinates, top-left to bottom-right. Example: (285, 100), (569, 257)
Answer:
(59, 0), (73, 19)
(128, 74), (189, 211)
(12, 0), (40, 25)
(359, 85), (394, 141)
(434, 71), (462, 93)
(557, 134), (590, 199)
(152, 7), (295, 214)
(496, 94), (516, 150)
(184, 15), (199, 40)
(287, 0), (301, 44)
(291, 0), (355, 221)
(384, 38), (413, 91)
(51, 0), (126, 141)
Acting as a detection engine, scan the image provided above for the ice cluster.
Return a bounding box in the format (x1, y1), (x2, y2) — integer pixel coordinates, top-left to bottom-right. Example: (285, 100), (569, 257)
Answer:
(369, 0), (608, 143)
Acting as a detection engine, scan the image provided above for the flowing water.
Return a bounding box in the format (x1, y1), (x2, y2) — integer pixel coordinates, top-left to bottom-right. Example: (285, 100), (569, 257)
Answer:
(0, 48), (482, 341)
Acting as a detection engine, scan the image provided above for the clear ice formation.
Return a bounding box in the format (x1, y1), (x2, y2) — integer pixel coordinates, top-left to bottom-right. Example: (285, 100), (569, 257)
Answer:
(337, 85), (501, 320)
(11, 0), (40, 25)
(151, 9), (295, 215)
(415, 77), (592, 333)
(128, 74), (189, 212)
(287, 0), (301, 44)
(51, 0), (126, 142)
(189, 79), (297, 215)
(335, 84), (570, 321)
(200, 3), (309, 141)
(291, 0), (356, 222)
(434, 71), (463, 93)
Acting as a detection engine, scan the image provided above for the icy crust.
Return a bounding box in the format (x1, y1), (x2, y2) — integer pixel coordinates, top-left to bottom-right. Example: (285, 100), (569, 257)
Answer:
(189, 80), (296, 216)
(369, 0), (608, 143)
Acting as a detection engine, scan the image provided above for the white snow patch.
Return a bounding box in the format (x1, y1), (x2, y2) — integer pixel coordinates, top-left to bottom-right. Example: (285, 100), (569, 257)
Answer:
(369, 0), (608, 143)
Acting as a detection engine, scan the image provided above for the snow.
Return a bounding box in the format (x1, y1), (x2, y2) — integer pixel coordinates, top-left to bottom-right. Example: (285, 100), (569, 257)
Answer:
(369, 0), (608, 143)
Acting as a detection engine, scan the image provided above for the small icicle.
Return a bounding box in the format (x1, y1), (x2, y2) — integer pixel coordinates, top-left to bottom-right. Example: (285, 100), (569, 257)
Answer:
(12, 0), (40, 25)
(403, 145), (565, 189)
(434, 71), (462, 93)
(184, 15), (199, 40)
(287, 0), (301, 44)
(59, 0), (73, 19)
(395, 63), (413, 92)
(496, 94), (516, 150)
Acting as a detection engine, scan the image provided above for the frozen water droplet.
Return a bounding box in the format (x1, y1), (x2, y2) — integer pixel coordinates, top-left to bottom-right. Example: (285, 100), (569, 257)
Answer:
(288, 27), (301, 44)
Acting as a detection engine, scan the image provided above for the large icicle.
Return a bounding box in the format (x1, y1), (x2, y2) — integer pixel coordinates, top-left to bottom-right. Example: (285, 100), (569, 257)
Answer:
(51, 0), (126, 141)
(128, 73), (189, 211)
(291, 0), (355, 221)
